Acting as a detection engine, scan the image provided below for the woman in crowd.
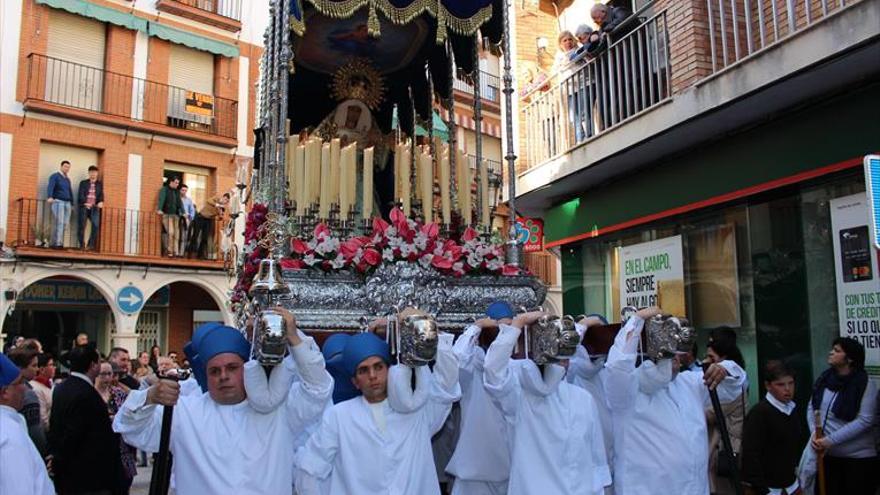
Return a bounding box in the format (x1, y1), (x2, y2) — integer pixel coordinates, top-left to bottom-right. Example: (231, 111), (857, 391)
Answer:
(808, 337), (877, 495)
(95, 361), (138, 493)
(705, 328), (748, 495)
(148, 345), (161, 374)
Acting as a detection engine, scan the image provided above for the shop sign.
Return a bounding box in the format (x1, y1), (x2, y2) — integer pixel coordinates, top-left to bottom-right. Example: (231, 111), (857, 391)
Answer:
(17, 280), (169, 307)
(864, 155), (880, 250)
(517, 217), (544, 253)
(830, 192), (880, 378)
(618, 235), (685, 316)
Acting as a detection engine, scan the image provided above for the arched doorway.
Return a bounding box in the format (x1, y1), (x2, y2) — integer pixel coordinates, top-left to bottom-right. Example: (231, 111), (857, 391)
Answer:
(2, 275), (115, 356)
(144, 282), (224, 356)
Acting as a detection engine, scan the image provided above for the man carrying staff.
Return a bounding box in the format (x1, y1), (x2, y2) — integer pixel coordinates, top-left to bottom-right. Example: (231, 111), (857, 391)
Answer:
(294, 309), (461, 495)
(113, 309), (332, 494)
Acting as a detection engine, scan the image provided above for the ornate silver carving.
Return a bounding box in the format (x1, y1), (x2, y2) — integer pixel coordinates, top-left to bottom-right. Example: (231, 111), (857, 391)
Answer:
(252, 309), (288, 365)
(644, 314), (696, 361)
(525, 315), (580, 365)
(279, 261), (546, 331)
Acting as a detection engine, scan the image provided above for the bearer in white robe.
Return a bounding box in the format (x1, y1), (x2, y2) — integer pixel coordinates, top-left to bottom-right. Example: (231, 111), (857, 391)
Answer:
(604, 307), (746, 495)
(0, 353), (54, 495)
(483, 310), (612, 495)
(114, 310), (332, 495)
(566, 314), (614, 468)
(446, 301), (514, 495)
(295, 319), (461, 495)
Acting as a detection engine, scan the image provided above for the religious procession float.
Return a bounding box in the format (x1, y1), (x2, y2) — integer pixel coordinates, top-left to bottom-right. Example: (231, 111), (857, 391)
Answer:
(228, 0), (552, 364)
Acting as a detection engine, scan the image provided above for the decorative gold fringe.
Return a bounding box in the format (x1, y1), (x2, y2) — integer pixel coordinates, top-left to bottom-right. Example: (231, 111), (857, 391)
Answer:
(290, 0), (306, 37)
(367, 2), (381, 36)
(302, 0), (499, 46)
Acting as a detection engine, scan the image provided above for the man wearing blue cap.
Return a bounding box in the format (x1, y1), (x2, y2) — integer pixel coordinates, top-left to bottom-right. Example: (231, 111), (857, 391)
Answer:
(482, 309), (612, 495)
(295, 310), (461, 495)
(114, 308), (332, 494)
(0, 352), (55, 495)
(445, 301), (515, 495)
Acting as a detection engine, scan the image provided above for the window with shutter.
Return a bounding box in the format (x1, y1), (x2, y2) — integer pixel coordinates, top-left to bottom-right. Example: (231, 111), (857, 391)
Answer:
(167, 45), (215, 127)
(45, 10), (106, 111)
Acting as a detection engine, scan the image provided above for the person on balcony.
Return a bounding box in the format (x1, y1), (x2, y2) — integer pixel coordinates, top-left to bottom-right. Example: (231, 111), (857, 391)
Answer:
(46, 160), (73, 248)
(188, 192), (230, 259)
(157, 176), (184, 257)
(76, 165), (104, 251)
(588, 3), (635, 50)
(180, 184), (196, 257)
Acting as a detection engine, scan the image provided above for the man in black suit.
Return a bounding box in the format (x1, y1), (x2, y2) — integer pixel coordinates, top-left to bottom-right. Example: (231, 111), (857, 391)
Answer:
(76, 165), (104, 250)
(108, 347), (141, 391)
(49, 345), (123, 494)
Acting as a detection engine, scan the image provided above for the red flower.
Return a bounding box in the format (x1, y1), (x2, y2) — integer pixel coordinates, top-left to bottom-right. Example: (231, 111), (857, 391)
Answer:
(372, 217), (390, 236)
(339, 239), (362, 260)
(291, 238), (310, 255)
(280, 258), (305, 269)
(421, 222), (439, 240)
(362, 248), (382, 266)
(314, 223), (331, 239)
(389, 208), (406, 224)
(502, 264), (521, 276)
(431, 255), (453, 270)
(462, 227), (478, 242)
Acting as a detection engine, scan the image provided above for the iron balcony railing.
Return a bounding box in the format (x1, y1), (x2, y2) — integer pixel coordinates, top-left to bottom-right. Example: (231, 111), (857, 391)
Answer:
(171, 0), (243, 21)
(14, 198), (224, 261)
(706, 0), (862, 73)
(521, 10), (671, 167)
(454, 70), (502, 103)
(25, 54), (238, 140)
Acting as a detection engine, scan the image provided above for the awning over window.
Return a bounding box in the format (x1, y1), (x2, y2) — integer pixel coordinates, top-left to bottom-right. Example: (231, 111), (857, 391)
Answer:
(392, 108), (450, 141)
(147, 22), (239, 58)
(36, 0), (240, 58)
(36, 0), (148, 32)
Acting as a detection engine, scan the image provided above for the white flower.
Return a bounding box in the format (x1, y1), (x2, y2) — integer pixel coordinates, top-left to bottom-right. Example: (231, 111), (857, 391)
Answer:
(303, 254), (319, 267)
(383, 248), (395, 261)
(331, 254), (346, 269)
(486, 258), (503, 271)
(418, 254), (433, 268)
(467, 253), (482, 268)
(414, 232), (428, 251)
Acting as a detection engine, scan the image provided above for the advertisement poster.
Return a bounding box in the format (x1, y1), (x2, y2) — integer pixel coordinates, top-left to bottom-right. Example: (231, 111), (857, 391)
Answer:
(830, 193), (880, 378)
(618, 235), (685, 316)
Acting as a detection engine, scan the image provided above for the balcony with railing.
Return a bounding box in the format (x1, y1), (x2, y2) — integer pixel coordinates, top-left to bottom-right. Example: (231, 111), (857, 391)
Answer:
(454, 70), (502, 105)
(156, 0), (242, 31)
(10, 198), (228, 269)
(24, 54), (238, 147)
(517, 0), (871, 193)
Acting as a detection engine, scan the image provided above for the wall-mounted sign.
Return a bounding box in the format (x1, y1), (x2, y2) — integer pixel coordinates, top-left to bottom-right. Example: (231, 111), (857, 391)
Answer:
(517, 217), (544, 253)
(864, 155), (880, 250)
(830, 192), (880, 378)
(18, 280), (169, 307)
(618, 235), (685, 316)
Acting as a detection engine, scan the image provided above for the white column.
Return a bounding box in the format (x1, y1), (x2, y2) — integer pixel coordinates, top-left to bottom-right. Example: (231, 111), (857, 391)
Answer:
(0, 0), (23, 116)
(236, 56), (252, 155)
(111, 310), (141, 356)
(0, 133), (12, 240)
(125, 154), (143, 254)
(130, 31), (150, 120)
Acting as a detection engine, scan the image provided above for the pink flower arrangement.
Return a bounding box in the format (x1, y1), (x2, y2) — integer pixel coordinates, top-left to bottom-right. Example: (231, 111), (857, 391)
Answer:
(283, 207), (523, 277)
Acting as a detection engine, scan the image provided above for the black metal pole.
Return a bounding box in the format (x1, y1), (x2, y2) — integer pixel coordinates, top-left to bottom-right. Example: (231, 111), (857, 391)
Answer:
(148, 405), (173, 495)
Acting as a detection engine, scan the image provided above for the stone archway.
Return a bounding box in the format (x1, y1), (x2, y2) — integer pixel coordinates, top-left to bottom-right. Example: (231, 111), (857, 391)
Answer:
(3, 272), (118, 356)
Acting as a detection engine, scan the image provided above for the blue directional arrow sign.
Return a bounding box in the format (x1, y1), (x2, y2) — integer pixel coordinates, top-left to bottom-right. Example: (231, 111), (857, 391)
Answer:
(116, 285), (145, 314)
(865, 155), (880, 250)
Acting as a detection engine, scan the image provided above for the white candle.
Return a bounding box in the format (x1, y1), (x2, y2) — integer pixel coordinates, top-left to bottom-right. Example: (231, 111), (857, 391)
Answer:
(319, 143), (331, 218)
(362, 147), (374, 219)
(330, 138), (341, 208)
(420, 151), (433, 222)
(393, 144), (401, 202)
(457, 149), (471, 225)
(295, 144), (306, 215)
(286, 134), (299, 202)
(439, 150), (451, 225)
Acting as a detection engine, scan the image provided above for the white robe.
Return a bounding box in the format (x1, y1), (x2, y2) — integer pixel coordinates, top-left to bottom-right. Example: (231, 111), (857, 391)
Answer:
(567, 346), (614, 465)
(113, 341), (332, 495)
(604, 317), (746, 495)
(0, 405), (54, 495)
(446, 325), (510, 495)
(294, 334), (461, 495)
(483, 324), (611, 495)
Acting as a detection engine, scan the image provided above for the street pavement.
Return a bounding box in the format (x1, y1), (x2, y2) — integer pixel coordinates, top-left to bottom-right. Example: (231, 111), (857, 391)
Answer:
(131, 465), (176, 495)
